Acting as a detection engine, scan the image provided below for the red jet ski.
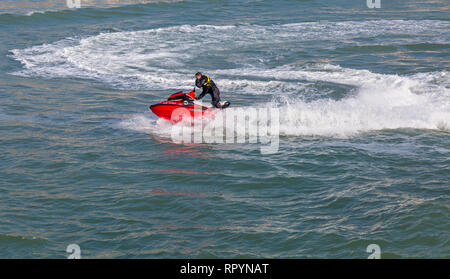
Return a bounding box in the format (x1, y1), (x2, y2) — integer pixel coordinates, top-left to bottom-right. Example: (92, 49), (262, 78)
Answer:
(150, 90), (230, 123)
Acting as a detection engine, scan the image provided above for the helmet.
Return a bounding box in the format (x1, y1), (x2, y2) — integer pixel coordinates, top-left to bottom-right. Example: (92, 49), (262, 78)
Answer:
(195, 72), (202, 77)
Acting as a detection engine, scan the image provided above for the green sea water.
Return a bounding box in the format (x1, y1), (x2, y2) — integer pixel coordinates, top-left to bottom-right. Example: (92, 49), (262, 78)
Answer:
(0, 0), (449, 258)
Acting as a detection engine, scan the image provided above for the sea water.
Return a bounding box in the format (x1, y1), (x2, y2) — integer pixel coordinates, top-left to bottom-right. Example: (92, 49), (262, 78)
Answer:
(0, 0), (449, 258)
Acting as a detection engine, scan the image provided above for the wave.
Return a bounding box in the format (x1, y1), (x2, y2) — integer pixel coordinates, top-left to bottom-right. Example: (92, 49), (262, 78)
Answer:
(10, 20), (450, 91)
(118, 64), (450, 137)
(10, 20), (450, 137)
(0, 0), (185, 24)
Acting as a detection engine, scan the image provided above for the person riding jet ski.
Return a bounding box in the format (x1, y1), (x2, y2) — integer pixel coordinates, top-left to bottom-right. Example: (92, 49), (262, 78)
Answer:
(195, 72), (225, 108)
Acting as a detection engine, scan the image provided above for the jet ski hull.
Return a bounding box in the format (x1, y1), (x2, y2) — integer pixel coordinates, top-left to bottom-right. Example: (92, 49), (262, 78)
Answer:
(150, 90), (229, 123)
(150, 102), (214, 123)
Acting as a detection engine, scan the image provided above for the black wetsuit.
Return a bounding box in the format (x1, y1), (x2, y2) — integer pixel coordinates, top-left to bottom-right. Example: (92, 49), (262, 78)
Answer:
(195, 75), (221, 108)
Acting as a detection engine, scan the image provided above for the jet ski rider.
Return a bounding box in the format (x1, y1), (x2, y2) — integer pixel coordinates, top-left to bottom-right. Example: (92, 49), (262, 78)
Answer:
(195, 72), (223, 108)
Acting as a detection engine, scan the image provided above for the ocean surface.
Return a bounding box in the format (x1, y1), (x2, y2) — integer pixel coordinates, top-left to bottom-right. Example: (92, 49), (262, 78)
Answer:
(0, 0), (449, 258)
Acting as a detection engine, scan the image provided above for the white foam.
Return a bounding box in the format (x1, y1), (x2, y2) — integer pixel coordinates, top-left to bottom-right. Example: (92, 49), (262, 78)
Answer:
(10, 20), (450, 136)
(276, 84), (450, 136)
(118, 66), (450, 137)
(10, 20), (450, 92)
